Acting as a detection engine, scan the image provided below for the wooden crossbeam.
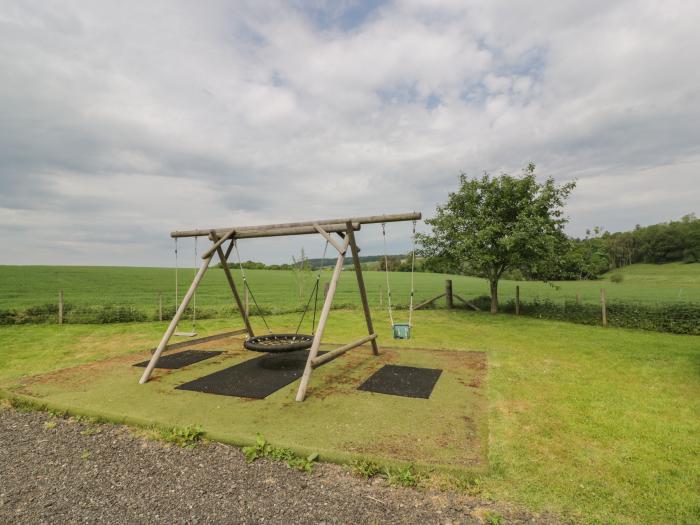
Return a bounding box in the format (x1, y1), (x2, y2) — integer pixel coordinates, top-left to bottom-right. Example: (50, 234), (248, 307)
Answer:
(202, 228), (236, 259)
(311, 334), (377, 367)
(149, 328), (248, 354)
(171, 212), (421, 238)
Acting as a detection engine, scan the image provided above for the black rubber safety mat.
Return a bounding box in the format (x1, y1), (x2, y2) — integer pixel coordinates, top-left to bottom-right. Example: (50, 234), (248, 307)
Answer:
(358, 364), (442, 399)
(175, 349), (328, 399)
(133, 350), (223, 369)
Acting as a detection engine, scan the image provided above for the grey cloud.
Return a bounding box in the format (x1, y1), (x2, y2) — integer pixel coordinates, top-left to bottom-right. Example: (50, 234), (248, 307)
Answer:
(0, 0), (699, 265)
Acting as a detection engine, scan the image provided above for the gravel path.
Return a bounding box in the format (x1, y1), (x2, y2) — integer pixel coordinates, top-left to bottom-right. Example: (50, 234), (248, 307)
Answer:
(0, 406), (563, 524)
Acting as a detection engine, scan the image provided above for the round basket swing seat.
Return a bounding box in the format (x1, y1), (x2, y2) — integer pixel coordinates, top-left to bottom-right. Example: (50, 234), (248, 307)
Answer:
(244, 333), (314, 353)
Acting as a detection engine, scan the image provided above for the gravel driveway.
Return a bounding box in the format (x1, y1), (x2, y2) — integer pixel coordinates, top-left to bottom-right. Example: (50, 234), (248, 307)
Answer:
(0, 406), (562, 524)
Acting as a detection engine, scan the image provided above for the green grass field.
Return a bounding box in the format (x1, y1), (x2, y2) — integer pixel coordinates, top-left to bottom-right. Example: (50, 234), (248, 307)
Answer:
(1, 262), (699, 316)
(1, 309), (698, 524)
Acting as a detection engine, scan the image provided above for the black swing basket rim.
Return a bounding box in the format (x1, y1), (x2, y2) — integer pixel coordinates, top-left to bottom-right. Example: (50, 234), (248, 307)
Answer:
(244, 333), (315, 353)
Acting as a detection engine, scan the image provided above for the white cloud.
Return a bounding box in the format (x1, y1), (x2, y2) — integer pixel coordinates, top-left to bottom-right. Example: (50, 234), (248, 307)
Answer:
(0, 0), (699, 265)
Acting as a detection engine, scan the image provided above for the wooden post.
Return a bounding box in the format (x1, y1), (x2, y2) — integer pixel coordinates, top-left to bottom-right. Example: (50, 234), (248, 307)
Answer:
(296, 234), (350, 402)
(58, 290), (63, 325)
(324, 282), (330, 299)
(158, 292), (163, 321)
(139, 255), (214, 384)
(515, 285), (520, 316)
(600, 288), (607, 327)
(346, 221), (379, 355)
(445, 279), (453, 309)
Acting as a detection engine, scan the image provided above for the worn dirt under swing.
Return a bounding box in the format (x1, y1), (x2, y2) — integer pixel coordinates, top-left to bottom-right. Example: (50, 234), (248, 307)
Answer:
(138, 212), (422, 401)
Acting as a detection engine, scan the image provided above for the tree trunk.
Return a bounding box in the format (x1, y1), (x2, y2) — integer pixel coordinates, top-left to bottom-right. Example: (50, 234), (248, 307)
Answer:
(489, 279), (499, 314)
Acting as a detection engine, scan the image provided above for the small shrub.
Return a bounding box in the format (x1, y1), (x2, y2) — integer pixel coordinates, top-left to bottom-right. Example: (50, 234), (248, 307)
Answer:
(471, 295), (700, 335)
(454, 475), (483, 496)
(161, 424), (205, 449)
(243, 433), (318, 472)
(610, 273), (624, 283)
(73, 414), (99, 424)
(384, 464), (420, 487)
(9, 398), (40, 413)
(351, 459), (381, 479)
(484, 510), (504, 525)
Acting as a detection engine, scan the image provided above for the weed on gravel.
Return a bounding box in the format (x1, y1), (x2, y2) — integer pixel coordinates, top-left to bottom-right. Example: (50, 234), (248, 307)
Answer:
(384, 465), (421, 488)
(161, 424), (205, 449)
(351, 459), (382, 479)
(243, 433), (319, 472)
(349, 459), (422, 488)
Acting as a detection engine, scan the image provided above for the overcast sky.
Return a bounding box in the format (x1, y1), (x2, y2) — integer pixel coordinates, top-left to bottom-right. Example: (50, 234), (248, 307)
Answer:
(1, 0), (699, 266)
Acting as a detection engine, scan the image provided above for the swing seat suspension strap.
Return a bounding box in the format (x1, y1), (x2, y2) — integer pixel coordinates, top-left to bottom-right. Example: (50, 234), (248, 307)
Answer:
(382, 221), (417, 339)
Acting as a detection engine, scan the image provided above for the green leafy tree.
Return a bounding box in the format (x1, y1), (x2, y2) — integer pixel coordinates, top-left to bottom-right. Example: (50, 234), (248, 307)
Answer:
(418, 164), (576, 313)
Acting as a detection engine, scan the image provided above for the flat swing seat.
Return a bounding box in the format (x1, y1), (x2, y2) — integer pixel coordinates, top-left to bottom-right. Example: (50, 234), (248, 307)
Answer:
(174, 331), (198, 337)
(392, 323), (411, 339)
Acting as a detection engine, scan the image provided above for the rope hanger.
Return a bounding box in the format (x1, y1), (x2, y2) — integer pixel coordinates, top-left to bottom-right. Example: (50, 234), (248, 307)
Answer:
(173, 237), (198, 337)
(231, 237), (330, 343)
(381, 220), (417, 339)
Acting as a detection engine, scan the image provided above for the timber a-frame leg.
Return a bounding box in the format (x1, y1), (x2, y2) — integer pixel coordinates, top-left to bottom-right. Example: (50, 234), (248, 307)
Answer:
(140, 234), (252, 385)
(211, 233), (255, 337)
(139, 252), (215, 384)
(295, 225), (350, 401)
(346, 221), (379, 355)
(295, 223), (380, 401)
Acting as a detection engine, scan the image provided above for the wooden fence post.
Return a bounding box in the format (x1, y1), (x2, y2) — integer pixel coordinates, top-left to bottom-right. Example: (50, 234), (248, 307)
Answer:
(600, 288), (607, 327)
(445, 279), (453, 309)
(515, 285), (520, 315)
(58, 290), (64, 325)
(159, 292), (163, 321)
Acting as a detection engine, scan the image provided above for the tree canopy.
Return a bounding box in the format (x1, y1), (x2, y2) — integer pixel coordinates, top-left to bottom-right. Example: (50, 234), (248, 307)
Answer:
(418, 164), (575, 312)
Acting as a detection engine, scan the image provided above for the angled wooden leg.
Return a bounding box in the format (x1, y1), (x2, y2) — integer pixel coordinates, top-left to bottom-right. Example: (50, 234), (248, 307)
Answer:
(346, 221), (379, 355)
(295, 230), (349, 402)
(139, 254), (214, 384)
(214, 238), (254, 336)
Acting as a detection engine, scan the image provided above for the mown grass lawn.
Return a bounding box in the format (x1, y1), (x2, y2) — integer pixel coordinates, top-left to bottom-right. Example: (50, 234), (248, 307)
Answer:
(1, 309), (698, 524)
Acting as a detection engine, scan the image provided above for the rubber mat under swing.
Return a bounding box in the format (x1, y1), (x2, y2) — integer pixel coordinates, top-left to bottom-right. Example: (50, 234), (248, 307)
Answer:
(175, 349), (330, 399)
(133, 350), (223, 369)
(358, 364), (442, 399)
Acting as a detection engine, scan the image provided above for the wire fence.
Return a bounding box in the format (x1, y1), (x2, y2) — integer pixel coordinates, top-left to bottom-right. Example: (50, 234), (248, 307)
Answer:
(1, 273), (698, 335)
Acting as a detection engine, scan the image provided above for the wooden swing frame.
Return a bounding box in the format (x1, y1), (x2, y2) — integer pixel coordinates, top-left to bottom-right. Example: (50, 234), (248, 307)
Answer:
(138, 212), (422, 401)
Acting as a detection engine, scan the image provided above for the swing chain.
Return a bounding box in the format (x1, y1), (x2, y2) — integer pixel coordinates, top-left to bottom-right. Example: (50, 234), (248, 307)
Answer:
(408, 219), (417, 328)
(233, 241), (272, 334)
(382, 221), (417, 336)
(295, 240), (329, 335)
(381, 222), (395, 327)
